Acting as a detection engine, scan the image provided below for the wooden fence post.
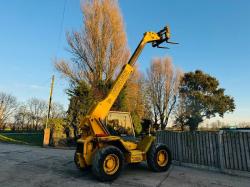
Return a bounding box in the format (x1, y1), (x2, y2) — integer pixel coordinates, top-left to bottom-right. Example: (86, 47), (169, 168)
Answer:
(218, 130), (225, 171)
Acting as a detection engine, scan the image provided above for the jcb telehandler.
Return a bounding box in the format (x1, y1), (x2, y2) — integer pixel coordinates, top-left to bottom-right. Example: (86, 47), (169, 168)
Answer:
(74, 25), (176, 181)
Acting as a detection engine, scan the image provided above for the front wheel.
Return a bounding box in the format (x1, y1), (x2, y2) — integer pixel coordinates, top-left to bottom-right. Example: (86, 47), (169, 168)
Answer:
(147, 143), (172, 172)
(92, 146), (124, 181)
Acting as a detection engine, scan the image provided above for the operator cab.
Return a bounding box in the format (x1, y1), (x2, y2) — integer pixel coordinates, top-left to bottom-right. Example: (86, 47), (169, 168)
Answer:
(106, 111), (136, 140)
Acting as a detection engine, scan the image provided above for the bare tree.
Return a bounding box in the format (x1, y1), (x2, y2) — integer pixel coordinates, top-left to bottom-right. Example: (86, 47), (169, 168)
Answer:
(122, 67), (146, 134)
(146, 57), (182, 130)
(14, 104), (29, 130)
(55, 0), (129, 98)
(55, 0), (130, 137)
(124, 67), (145, 118)
(27, 98), (47, 130)
(14, 101), (65, 130)
(0, 92), (17, 129)
(50, 102), (66, 119)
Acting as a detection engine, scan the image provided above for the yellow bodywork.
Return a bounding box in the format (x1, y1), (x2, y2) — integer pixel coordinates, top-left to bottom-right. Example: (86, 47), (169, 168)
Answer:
(76, 134), (156, 168)
(89, 64), (134, 121)
(76, 26), (171, 169)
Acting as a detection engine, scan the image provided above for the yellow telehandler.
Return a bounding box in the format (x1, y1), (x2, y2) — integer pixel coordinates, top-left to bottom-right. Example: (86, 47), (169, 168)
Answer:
(74, 26), (177, 181)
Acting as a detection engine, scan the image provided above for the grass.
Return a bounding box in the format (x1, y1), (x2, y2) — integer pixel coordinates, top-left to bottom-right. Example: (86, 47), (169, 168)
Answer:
(0, 132), (44, 146)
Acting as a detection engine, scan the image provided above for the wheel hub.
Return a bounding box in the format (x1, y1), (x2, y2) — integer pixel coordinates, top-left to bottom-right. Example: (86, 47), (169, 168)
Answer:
(103, 154), (119, 175)
(157, 150), (168, 167)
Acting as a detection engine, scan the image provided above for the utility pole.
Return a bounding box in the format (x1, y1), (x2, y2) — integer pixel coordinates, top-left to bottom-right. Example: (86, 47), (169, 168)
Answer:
(43, 75), (55, 146)
(45, 75), (55, 129)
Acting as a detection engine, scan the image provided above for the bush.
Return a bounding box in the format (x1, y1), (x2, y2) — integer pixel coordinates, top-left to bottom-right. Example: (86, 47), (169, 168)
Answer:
(131, 114), (142, 135)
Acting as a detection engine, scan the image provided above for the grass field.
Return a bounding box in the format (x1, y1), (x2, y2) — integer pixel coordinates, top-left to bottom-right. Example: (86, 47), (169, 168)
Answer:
(0, 132), (43, 146)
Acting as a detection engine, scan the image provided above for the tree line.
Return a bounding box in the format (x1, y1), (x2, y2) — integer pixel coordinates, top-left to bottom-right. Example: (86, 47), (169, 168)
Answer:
(54, 0), (235, 136)
(0, 0), (235, 135)
(0, 93), (65, 131)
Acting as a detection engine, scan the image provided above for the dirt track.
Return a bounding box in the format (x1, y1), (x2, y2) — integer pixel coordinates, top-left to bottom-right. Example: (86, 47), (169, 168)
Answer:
(0, 143), (249, 187)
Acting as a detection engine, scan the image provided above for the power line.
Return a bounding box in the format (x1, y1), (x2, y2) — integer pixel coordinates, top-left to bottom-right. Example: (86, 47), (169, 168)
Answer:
(56, 0), (67, 55)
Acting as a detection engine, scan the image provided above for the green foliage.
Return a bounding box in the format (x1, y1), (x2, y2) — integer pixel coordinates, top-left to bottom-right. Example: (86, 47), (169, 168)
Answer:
(66, 80), (127, 137)
(47, 118), (70, 146)
(176, 70), (235, 131)
(114, 86), (127, 111)
(67, 81), (94, 117)
(48, 118), (65, 132)
(131, 113), (142, 135)
(66, 81), (93, 137)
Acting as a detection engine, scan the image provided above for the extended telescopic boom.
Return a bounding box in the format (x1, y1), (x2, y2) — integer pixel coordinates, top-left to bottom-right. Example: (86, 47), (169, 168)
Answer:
(80, 26), (176, 136)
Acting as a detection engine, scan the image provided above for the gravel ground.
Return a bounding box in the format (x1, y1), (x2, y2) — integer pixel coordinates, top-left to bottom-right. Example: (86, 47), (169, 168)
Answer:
(0, 143), (249, 187)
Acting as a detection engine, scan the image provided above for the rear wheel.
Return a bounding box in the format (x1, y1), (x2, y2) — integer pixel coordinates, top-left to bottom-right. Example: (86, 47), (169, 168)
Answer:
(92, 146), (124, 181)
(147, 143), (171, 172)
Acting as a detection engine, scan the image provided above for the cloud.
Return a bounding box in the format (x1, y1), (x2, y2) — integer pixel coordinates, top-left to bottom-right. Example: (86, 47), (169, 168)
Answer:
(14, 83), (47, 91)
(29, 84), (45, 90)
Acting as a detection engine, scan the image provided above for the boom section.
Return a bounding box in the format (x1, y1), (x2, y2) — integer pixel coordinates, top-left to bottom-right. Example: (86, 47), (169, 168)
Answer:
(89, 31), (161, 121)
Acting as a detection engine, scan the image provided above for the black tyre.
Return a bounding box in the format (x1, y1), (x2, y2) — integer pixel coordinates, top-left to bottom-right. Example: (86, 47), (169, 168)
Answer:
(92, 146), (124, 181)
(147, 143), (172, 172)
